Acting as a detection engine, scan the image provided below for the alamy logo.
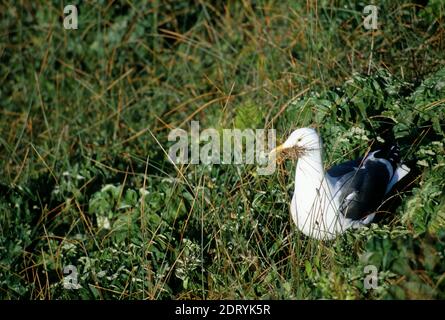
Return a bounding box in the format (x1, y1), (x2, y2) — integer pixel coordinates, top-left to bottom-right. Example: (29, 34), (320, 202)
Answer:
(363, 265), (378, 290)
(63, 265), (81, 290)
(168, 121), (277, 175)
(63, 5), (78, 30)
(363, 5), (378, 30)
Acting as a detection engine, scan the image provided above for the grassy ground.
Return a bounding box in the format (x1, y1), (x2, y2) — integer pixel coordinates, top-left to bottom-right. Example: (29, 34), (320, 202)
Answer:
(1, 0), (444, 299)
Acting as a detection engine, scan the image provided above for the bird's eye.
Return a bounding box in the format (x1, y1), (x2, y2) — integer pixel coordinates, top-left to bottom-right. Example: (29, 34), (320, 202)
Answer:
(298, 138), (302, 142)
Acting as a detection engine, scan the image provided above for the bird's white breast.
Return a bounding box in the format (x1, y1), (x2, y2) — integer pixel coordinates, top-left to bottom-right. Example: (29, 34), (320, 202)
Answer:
(290, 150), (347, 240)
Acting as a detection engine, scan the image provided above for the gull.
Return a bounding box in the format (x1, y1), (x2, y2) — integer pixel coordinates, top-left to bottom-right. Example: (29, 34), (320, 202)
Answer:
(271, 127), (410, 240)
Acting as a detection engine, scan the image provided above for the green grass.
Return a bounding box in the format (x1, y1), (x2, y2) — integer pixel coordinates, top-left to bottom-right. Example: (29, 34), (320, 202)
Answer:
(1, 0), (444, 299)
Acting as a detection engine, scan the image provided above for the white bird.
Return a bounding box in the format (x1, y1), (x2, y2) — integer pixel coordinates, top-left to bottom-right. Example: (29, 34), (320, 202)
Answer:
(271, 127), (410, 240)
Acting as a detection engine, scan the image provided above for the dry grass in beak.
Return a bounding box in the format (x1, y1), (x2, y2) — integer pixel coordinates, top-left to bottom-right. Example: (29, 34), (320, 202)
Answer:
(275, 146), (306, 164)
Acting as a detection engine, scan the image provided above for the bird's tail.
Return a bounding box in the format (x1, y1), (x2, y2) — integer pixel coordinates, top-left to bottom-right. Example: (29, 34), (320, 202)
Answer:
(374, 144), (411, 194)
(374, 144), (401, 169)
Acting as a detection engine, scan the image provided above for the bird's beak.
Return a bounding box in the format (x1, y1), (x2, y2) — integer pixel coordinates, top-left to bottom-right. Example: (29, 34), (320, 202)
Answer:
(269, 144), (304, 162)
(269, 144), (286, 157)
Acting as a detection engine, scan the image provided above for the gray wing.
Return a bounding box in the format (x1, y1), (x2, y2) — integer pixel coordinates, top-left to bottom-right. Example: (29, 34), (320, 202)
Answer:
(327, 155), (392, 221)
(336, 161), (391, 221)
(327, 158), (363, 178)
(326, 158), (362, 193)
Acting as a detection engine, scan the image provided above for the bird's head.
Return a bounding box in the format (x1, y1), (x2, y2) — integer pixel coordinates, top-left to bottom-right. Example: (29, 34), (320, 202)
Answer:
(269, 127), (320, 161)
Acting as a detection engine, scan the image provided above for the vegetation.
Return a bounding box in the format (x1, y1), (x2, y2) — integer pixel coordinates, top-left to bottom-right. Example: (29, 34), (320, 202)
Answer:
(0, 0), (444, 299)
